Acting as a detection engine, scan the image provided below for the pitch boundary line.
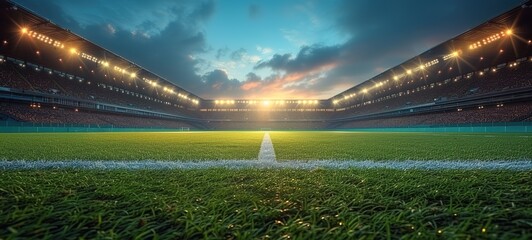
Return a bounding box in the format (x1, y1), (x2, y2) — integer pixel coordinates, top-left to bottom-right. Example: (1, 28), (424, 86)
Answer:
(1, 160), (531, 170)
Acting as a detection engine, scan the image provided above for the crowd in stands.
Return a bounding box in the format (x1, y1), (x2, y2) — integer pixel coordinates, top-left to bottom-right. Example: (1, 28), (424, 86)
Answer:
(0, 60), (196, 116)
(337, 59), (532, 117)
(336, 101), (532, 128)
(0, 102), (195, 129)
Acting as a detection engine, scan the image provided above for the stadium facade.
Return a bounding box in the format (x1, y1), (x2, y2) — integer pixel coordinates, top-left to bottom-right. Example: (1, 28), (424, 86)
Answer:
(0, 0), (531, 130)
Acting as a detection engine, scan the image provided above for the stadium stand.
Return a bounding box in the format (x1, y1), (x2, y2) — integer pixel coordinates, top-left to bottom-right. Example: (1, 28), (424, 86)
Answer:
(335, 101), (532, 129)
(0, 102), (195, 129)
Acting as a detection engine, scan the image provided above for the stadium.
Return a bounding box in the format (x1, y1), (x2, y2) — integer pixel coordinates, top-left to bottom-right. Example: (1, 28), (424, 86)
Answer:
(0, 0), (531, 238)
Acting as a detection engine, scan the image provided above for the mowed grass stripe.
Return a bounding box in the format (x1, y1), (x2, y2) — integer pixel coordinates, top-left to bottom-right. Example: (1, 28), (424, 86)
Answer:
(0, 132), (264, 160)
(270, 132), (532, 160)
(1, 169), (531, 239)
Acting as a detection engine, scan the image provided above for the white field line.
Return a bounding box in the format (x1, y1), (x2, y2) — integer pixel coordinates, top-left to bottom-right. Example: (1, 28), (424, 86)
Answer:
(1, 160), (531, 170)
(258, 132), (276, 162)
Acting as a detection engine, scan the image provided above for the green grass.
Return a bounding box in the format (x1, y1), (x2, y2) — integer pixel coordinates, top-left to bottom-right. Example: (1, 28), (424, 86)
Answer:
(270, 132), (532, 160)
(1, 169), (531, 239)
(0, 132), (264, 160)
(1, 131), (530, 161)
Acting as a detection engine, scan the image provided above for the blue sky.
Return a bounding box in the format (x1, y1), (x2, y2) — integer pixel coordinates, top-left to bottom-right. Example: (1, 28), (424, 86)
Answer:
(14, 0), (523, 99)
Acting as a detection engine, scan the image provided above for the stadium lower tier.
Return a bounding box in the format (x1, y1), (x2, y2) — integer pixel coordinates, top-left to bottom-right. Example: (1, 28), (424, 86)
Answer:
(333, 101), (532, 129)
(0, 102), (196, 129)
(0, 100), (530, 130)
(206, 121), (328, 130)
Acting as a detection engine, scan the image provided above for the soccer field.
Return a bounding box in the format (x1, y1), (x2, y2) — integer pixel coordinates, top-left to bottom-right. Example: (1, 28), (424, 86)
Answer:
(0, 131), (530, 161)
(1, 131), (531, 239)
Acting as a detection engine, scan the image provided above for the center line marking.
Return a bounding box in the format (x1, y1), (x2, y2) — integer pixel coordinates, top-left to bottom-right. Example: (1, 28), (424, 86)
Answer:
(258, 132), (276, 162)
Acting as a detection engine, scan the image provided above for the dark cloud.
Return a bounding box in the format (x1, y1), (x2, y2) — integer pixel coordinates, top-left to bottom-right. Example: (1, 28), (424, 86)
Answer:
(230, 48), (247, 61)
(248, 4), (260, 19)
(255, 44), (342, 73)
(215, 47), (229, 60)
(246, 72), (262, 82)
(188, 0), (216, 23)
(201, 70), (242, 97)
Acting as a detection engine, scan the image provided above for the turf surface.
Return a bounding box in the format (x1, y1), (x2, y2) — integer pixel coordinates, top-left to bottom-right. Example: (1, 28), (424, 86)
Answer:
(1, 169), (531, 239)
(0, 132), (263, 160)
(270, 132), (532, 160)
(1, 131), (530, 161)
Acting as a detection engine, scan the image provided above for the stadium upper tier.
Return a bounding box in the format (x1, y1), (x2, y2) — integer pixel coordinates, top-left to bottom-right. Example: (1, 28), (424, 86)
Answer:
(0, 0), (531, 129)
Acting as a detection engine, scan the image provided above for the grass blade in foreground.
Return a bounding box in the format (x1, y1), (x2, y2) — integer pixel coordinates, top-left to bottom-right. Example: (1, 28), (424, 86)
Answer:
(1, 169), (531, 239)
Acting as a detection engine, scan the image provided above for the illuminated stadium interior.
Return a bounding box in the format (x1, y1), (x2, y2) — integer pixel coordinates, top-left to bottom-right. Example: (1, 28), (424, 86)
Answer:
(1, 1), (532, 239)
(0, 0), (531, 130)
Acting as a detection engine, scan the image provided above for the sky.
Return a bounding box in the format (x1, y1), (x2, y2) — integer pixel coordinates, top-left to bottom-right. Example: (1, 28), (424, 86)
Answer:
(14, 0), (523, 99)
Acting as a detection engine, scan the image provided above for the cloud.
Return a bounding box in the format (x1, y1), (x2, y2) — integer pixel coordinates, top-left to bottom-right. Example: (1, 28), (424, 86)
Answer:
(280, 28), (307, 47)
(256, 46), (273, 55)
(240, 73), (262, 91)
(203, 70), (240, 92)
(230, 48), (247, 61)
(215, 47), (229, 60)
(255, 44), (342, 74)
(246, 72), (262, 82)
(248, 4), (260, 19)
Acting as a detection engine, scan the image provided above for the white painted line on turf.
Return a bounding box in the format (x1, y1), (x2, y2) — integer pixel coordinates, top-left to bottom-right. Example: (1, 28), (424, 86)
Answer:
(258, 132), (276, 162)
(1, 160), (531, 171)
